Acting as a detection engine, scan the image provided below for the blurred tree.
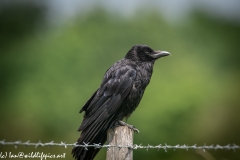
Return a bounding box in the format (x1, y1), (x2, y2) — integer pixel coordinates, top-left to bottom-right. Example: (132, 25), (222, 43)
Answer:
(0, 2), (47, 106)
(0, 2), (46, 47)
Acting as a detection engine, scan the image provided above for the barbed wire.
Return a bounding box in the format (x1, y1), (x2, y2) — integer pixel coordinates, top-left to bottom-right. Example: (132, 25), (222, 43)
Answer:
(0, 140), (239, 152)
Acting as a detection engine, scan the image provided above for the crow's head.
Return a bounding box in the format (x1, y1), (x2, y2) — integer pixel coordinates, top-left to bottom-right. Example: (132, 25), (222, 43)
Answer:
(125, 44), (170, 62)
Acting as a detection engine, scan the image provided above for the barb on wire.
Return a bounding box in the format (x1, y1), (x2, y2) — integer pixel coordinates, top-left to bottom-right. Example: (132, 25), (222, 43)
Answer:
(0, 140), (239, 152)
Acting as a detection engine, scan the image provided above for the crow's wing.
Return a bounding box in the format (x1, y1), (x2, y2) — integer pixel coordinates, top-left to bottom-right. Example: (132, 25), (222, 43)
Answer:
(79, 64), (136, 131)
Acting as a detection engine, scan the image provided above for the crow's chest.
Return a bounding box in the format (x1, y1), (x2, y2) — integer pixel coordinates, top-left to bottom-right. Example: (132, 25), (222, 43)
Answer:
(120, 64), (153, 117)
(130, 67), (152, 100)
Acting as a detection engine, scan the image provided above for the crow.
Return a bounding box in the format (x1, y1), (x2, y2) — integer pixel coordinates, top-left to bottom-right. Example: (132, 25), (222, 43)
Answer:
(72, 44), (170, 160)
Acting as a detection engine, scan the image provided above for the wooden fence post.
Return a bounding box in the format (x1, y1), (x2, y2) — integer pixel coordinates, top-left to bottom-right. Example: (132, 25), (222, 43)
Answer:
(106, 126), (134, 160)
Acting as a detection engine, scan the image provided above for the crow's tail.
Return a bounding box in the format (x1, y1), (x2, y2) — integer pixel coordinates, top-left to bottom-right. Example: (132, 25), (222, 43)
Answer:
(72, 118), (115, 160)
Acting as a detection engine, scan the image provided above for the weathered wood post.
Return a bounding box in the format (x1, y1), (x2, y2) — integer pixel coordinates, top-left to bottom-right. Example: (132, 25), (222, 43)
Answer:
(107, 126), (134, 160)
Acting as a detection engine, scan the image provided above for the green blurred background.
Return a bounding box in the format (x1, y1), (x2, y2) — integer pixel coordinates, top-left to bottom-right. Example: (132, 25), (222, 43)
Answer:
(0, 1), (240, 159)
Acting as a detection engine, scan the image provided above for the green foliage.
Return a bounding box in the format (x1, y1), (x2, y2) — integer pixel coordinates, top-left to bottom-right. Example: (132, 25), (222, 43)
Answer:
(0, 8), (240, 159)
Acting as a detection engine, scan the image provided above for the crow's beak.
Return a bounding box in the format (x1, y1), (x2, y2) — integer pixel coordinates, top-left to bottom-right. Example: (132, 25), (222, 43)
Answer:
(151, 50), (170, 59)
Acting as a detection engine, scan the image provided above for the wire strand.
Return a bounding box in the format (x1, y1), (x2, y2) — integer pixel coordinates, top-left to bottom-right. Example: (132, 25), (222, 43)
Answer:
(0, 140), (239, 152)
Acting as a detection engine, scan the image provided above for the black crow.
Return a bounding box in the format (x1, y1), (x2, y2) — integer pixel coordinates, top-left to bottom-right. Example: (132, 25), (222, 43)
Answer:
(72, 44), (170, 160)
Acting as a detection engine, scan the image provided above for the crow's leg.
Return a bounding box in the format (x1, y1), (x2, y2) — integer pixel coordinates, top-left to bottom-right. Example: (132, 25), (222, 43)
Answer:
(113, 120), (140, 133)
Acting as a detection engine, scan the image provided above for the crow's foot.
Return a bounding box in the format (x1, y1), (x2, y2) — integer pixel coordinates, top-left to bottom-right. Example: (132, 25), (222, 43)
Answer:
(114, 120), (140, 133)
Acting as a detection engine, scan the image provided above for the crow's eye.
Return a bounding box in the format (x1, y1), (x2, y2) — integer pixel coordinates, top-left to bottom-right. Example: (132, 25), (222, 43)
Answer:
(145, 52), (150, 55)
